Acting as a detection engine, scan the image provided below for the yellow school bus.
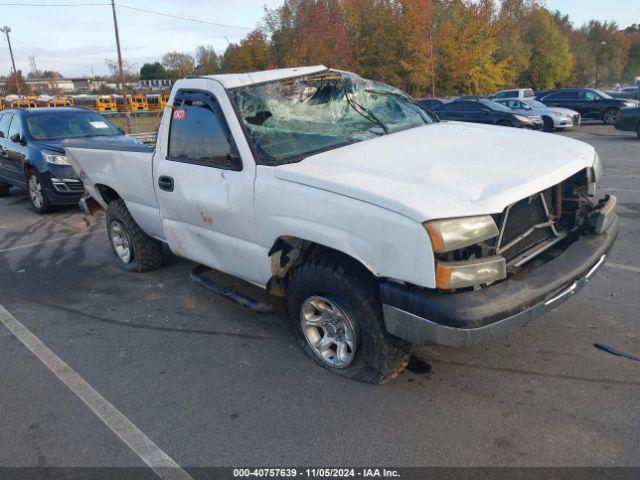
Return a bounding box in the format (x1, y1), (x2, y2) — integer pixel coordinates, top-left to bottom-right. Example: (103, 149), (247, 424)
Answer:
(146, 93), (167, 111)
(96, 95), (117, 112)
(115, 94), (148, 112)
(72, 94), (98, 110)
(0, 97), (4, 110)
(53, 95), (75, 107)
(11, 96), (38, 108)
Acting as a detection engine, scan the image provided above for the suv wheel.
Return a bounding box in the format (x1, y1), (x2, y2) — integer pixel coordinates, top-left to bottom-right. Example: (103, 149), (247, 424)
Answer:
(603, 108), (619, 125)
(26, 170), (53, 214)
(0, 182), (10, 197)
(287, 253), (410, 384)
(106, 199), (163, 272)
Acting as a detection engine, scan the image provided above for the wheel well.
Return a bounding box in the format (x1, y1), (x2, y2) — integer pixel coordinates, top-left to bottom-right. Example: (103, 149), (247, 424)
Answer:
(266, 236), (376, 299)
(95, 184), (121, 204)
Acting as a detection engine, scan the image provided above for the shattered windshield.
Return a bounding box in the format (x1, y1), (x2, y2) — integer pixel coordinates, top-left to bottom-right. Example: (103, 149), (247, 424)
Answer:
(231, 71), (434, 165)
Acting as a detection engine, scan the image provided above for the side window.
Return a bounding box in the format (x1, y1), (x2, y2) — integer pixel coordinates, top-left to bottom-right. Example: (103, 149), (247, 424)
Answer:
(0, 113), (12, 139)
(8, 115), (23, 139)
(579, 90), (598, 101)
(547, 91), (574, 101)
(168, 91), (240, 170)
(463, 102), (483, 112)
(441, 102), (461, 112)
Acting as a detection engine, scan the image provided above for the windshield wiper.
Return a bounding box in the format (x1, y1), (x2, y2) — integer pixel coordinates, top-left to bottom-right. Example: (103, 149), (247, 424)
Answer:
(345, 93), (389, 135)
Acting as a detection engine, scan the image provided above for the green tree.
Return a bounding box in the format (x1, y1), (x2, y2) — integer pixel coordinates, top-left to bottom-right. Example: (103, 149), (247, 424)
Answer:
(521, 7), (574, 89)
(140, 62), (167, 80)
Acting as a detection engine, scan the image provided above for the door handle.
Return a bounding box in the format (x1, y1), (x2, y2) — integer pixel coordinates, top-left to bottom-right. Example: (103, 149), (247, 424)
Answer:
(158, 175), (174, 192)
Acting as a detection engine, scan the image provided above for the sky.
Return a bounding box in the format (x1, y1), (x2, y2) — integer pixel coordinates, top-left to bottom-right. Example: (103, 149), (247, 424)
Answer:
(0, 0), (639, 78)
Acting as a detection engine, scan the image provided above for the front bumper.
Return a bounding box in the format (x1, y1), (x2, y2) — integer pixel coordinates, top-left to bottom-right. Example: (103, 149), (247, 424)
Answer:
(381, 216), (619, 347)
(553, 116), (574, 128)
(39, 168), (84, 206)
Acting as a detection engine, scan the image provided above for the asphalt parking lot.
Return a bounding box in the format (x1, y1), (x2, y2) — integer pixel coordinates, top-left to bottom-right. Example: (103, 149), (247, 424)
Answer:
(0, 123), (639, 474)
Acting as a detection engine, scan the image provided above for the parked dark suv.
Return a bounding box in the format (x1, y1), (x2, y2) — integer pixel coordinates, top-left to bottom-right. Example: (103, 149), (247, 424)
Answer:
(0, 107), (134, 213)
(434, 99), (543, 129)
(536, 88), (639, 125)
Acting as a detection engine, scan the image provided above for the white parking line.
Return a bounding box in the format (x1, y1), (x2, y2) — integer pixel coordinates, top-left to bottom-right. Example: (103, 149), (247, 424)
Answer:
(606, 262), (640, 274)
(0, 304), (193, 480)
(0, 231), (98, 253)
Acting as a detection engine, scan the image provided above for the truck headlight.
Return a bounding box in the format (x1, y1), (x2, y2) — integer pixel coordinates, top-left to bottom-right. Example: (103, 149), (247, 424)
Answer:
(592, 152), (603, 182)
(43, 152), (70, 165)
(435, 256), (506, 289)
(424, 215), (499, 253)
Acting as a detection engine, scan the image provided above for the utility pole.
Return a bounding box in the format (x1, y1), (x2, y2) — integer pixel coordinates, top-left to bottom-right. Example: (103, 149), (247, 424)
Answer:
(1, 26), (21, 95)
(110, 0), (132, 133)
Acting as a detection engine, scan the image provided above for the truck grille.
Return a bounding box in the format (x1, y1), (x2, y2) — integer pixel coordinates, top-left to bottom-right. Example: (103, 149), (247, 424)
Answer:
(495, 186), (563, 264)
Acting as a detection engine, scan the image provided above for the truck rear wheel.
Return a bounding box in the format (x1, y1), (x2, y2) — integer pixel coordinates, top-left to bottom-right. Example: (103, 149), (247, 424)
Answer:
(0, 182), (10, 197)
(287, 253), (409, 384)
(106, 199), (163, 272)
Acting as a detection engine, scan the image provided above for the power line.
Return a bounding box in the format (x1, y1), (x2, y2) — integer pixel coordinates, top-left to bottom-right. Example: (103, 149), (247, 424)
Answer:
(114, 3), (252, 30)
(0, 3), (107, 5)
(0, 2), (254, 30)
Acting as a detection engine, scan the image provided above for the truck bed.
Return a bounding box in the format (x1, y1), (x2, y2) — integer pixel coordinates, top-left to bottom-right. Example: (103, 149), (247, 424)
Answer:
(64, 137), (165, 240)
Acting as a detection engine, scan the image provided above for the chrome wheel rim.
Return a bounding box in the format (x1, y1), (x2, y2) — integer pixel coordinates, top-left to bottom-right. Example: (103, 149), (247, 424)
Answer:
(300, 296), (357, 369)
(110, 221), (132, 264)
(28, 175), (43, 209)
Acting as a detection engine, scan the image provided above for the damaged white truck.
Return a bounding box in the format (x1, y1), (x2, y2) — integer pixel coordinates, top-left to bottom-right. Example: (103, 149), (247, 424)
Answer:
(65, 66), (619, 383)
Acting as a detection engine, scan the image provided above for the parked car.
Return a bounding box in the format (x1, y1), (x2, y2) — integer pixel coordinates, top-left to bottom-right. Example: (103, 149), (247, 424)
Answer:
(494, 88), (535, 99)
(495, 97), (579, 132)
(614, 106), (640, 138)
(0, 107), (136, 213)
(607, 86), (639, 101)
(434, 98), (544, 129)
(65, 66), (617, 383)
(416, 98), (446, 111)
(536, 88), (639, 125)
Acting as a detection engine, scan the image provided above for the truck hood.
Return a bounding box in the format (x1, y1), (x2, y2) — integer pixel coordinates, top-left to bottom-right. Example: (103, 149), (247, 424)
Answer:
(274, 121), (595, 222)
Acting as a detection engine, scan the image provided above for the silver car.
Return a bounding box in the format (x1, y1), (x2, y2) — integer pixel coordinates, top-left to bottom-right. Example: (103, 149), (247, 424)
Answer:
(496, 98), (580, 132)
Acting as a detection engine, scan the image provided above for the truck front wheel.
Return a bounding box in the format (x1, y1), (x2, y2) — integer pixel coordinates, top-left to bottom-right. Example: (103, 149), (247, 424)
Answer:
(106, 199), (163, 272)
(287, 253), (409, 384)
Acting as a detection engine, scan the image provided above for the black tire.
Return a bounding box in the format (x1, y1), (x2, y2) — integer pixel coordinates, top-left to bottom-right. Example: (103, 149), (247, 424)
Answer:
(26, 169), (53, 214)
(636, 122), (640, 139)
(0, 182), (10, 197)
(106, 199), (163, 272)
(287, 252), (410, 384)
(603, 108), (619, 125)
(542, 116), (555, 132)
(497, 119), (511, 127)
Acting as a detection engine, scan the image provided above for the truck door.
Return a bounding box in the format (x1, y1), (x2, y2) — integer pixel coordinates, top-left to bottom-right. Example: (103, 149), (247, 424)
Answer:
(154, 84), (263, 285)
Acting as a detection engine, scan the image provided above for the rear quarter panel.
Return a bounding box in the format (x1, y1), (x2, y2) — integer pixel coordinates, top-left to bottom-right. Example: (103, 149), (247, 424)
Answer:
(65, 143), (165, 240)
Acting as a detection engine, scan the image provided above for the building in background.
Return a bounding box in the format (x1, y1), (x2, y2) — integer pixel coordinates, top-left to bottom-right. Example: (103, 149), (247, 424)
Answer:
(138, 79), (172, 91)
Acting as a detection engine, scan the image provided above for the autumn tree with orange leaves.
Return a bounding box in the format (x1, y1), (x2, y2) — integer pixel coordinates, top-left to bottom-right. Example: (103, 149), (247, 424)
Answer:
(211, 0), (640, 97)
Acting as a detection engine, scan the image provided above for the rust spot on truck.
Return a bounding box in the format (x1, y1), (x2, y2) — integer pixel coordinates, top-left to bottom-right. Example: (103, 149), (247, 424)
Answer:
(199, 209), (213, 225)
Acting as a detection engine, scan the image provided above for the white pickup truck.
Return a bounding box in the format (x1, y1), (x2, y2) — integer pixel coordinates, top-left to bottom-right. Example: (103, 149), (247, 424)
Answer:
(65, 66), (618, 383)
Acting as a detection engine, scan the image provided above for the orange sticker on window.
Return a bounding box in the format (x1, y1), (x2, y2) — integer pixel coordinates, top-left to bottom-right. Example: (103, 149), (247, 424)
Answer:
(173, 109), (185, 120)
